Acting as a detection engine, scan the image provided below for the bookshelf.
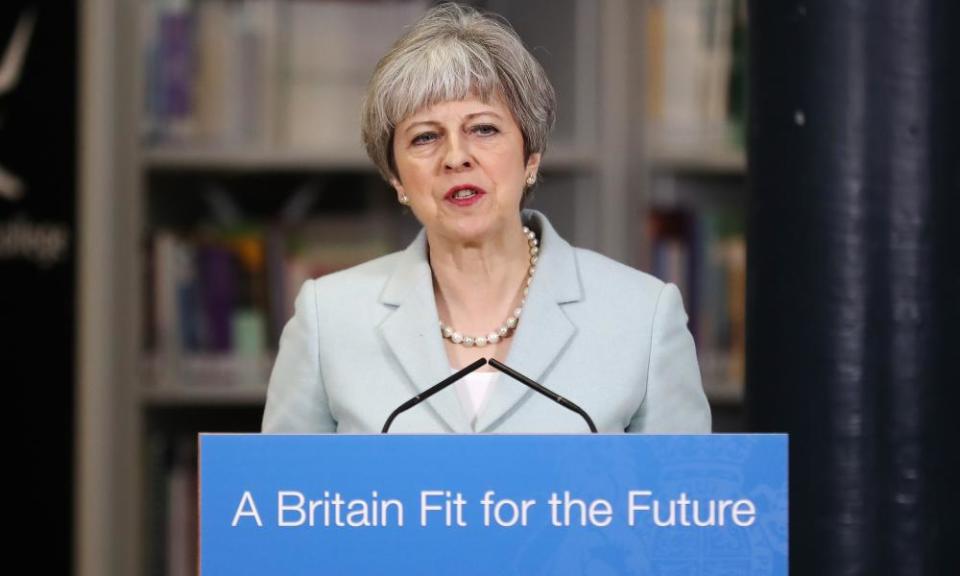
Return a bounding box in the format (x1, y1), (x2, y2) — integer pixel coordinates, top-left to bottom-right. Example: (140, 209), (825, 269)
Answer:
(77, 1), (747, 575)
(640, 0), (749, 415)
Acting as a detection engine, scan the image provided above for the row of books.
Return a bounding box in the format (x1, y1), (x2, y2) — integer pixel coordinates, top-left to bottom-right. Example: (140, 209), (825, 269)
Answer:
(142, 0), (427, 149)
(644, 0), (747, 152)
(647, 207), (746, 395)
(147, 218), (393, 376)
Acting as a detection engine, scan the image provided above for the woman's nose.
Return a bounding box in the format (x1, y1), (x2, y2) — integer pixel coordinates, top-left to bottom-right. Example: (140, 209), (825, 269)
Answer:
(442, 135), (472, 170)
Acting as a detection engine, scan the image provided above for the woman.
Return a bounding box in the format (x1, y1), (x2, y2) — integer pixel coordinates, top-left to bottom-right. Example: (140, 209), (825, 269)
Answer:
(262, 3), (710, 434)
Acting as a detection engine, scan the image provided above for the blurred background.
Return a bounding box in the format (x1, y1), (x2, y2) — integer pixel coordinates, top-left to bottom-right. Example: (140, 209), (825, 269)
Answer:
(129, 0), (748, 565)
(2, 0), (954, 575)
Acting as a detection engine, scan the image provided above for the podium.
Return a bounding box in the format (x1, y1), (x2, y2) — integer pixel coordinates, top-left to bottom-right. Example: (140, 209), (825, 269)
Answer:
(200, 434), (787, 575)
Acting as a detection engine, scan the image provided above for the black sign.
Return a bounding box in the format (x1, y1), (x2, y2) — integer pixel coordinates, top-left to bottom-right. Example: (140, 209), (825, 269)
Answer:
(0, 2), (76, 572)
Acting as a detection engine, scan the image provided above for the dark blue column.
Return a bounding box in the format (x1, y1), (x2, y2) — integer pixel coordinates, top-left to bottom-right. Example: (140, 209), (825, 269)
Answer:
(747, 1), (959, 574)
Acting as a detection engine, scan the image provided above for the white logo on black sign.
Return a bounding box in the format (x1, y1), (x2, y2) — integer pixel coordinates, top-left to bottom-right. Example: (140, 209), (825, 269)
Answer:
(0, 9), (36, 202)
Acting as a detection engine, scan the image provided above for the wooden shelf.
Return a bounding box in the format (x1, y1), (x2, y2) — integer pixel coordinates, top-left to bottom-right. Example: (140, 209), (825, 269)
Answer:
(141, 354), (273, 406)
(143, 145), (371, 172)
(141, 143), (597, 172)
(649, 144), (746, 175)
(142, 385), (266, 407)
(704, 382), (744, 407)
(542, 144), (598, 171)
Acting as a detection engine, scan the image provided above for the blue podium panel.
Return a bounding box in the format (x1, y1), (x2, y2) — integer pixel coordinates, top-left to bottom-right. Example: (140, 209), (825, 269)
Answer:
(201, 435), (787, 576)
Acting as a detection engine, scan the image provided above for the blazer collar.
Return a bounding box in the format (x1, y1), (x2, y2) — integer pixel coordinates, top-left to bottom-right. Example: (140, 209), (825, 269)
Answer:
(378, 210), (583, 432)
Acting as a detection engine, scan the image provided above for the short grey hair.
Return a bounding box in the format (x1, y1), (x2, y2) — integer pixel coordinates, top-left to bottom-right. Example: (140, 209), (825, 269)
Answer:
(361, 2), (557, 182)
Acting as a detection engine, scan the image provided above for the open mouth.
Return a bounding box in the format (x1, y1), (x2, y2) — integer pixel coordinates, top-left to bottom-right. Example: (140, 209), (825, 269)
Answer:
(452, 189), (479, 199)
(445, 184), (488, 205)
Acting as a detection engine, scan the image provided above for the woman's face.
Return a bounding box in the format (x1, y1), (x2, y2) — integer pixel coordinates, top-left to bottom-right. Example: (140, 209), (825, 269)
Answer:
(391, 97), (540, 245)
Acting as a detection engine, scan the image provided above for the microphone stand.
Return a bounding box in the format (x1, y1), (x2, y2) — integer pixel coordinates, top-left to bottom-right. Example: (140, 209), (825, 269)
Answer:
(381, 357), (598, 433)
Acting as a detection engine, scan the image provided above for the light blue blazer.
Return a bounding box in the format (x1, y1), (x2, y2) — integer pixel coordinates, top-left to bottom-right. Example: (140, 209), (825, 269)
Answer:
(262, 210), (711, 434)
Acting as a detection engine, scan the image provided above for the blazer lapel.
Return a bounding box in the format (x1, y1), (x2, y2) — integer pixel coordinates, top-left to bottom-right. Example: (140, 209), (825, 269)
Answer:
(475, 211), (583, 432)
(378, 230), (471, 433)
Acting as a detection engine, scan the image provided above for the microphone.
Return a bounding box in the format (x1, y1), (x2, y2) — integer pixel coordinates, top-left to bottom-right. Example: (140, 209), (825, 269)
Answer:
(381, 358), (488, 433)
(487, 358), (598, 433)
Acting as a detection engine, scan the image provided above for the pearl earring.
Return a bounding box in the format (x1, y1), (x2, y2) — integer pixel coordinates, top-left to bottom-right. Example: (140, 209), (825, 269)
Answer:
(398, 194), (409, 205)
(526, 174), (537, 186)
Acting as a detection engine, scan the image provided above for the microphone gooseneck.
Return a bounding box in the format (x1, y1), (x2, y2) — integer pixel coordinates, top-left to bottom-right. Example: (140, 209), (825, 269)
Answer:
(381, 358), (488, 433)
(487, 358), (598, 433)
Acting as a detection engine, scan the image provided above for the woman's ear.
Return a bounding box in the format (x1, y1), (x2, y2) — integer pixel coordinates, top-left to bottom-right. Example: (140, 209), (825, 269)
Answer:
(525, 152), (542, 179)
(390, 178), (409, 205)
(525, 152), (542, 185)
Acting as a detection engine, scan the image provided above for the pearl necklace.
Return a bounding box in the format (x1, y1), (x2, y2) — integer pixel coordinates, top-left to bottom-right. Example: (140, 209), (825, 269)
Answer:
(439, 226), (539, 348)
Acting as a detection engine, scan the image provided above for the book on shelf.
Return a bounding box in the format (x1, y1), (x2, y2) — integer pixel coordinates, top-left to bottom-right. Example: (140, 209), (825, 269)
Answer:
(146, 433), (198, 576)
(142, 0), (428, 150)
(644, 0), (746, 154)
(145, 433), (169, 576)
(147, 217), (393, 387)
(144, 0), (196, 141)
(647, 206), (745, 398)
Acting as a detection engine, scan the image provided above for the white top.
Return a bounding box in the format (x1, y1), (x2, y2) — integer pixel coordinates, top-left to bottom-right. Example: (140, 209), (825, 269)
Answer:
(453, 370), (498, 428)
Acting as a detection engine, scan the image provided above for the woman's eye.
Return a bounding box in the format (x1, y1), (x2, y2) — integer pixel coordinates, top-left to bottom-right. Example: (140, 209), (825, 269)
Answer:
(472, 124), (499, 136)
(411, 132), (437, 145)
